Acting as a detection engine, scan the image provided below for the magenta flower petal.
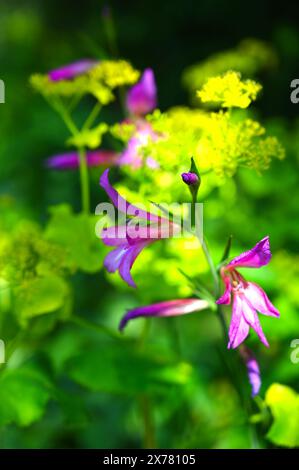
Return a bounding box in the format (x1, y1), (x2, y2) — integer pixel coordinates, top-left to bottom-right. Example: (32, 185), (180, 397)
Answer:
(118, 242), (149, 288)
(119, 298), (209, 331)
(126, 68), (157, 116)
(220, 236), (279, 349)
(227, 236), (271, 269)
(104, 245), (128, 273)
(103, 242), (149, 288)
(100, 169), (163, 222)
(240, 296), (269, 347)
(244, 282), (280, 318)
(240, 346), (261, 396)
(216, 273), (232, 305)
(246, 356), (261, 396)
(48, 59), (98, 81)
(101, 226), (129, 246)
(47, 150), (119, 170)
(228, 295), (250, 349)
(99, 169), (177, 288)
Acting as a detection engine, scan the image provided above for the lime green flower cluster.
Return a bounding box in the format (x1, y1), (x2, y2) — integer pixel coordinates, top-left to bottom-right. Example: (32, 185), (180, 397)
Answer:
(30, 59), (139, 105)
(197, 71), (261, 108)
(113, 73), (284, 206)
(183, 38), (277, 93)
(67, 123), (109, 149)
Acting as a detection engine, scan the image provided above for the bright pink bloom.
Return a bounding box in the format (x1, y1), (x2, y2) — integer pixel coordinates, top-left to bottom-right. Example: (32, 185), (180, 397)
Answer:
(126, 68), (157, 116)
(216, 236), (280, 349)
(99, 169), (178, 287)
(48, 59), (98, 81)
(119, 298), (209, 331)
(46, 150), (119, 170)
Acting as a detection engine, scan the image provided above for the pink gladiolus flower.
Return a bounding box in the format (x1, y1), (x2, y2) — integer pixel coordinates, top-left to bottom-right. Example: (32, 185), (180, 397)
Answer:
(46, 150), (119, 170)
(99, 169), (179, 287)
(119, 298), (210, 331)
(126, 68), (157, 116)
(120, 68), (158, 169)
(48, 59), (98, 81)
(216, 236), (280, 349)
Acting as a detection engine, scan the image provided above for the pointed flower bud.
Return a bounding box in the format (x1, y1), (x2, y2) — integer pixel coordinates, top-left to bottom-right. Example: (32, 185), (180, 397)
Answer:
(182, 157), (201, 202)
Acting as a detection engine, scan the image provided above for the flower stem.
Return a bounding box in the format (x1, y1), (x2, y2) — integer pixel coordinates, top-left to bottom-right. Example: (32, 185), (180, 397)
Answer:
(199, 237), (229, 341)
(70, 314), (123, 340)
(139, 396), (156, 448)
(78, 146), (90, 214)
(49, 97), (92, 214)
(201, 238), (219, 296)
(82, 101), (102, 130)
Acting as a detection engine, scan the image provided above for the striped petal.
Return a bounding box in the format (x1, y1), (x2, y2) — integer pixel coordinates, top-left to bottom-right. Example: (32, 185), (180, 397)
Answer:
(119, 298), (209, 331)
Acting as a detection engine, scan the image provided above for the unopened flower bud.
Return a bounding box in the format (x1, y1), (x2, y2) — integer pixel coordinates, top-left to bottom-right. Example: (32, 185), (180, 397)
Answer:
(181, 158), (201, 203)
(181, 172), (199, 186)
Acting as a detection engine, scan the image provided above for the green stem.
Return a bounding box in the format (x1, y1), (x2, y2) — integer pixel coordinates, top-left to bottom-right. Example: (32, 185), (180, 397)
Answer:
(201, 239), (228, 341)
(201, 238), (220, 296)
(70, 314), (123, 340)
(52, 97), (79, 135)
(139, 396), (156, 448)
(82, 101), (102, 130)
(49, 98), (91, 214)
(78, 146), (90, 214)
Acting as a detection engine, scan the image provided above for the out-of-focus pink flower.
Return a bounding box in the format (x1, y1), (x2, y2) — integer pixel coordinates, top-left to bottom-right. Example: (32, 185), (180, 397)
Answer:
(48, 59), (98, 82)
(239, 345), (261, 396)
(119, 298), (209, 331)
(99, 169), (179, 287)
(216, 236), (280, 349)
(118, 120), (159, 169)
(126, 68), (157, 116)
(46, 150), (119, 170)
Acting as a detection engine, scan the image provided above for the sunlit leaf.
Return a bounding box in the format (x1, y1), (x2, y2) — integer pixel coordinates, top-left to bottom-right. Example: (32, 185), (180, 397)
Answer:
(265, 383), (299, 447)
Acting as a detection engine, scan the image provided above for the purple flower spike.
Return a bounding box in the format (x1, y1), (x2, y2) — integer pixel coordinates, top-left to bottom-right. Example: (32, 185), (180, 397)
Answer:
(48, 59), (98, 82)
(240, 346), (261, 397)
(46, 150), (119, 170)
(181, 172), (199, 186)
(99, 169), (179, 287)
(126, 68), (157, 116)
(119, 298), (209, 331)
(216, 236), (280, 349)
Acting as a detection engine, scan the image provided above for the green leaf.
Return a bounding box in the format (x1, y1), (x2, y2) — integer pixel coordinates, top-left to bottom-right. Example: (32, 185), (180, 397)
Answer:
(15, 275), (69, 322)
(0, 364), (52, 427)
(45, 204), (103, 273)
(67, 343), (193, 396)
(265, 383), (299, 447)
(220, 234), (233, 264)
